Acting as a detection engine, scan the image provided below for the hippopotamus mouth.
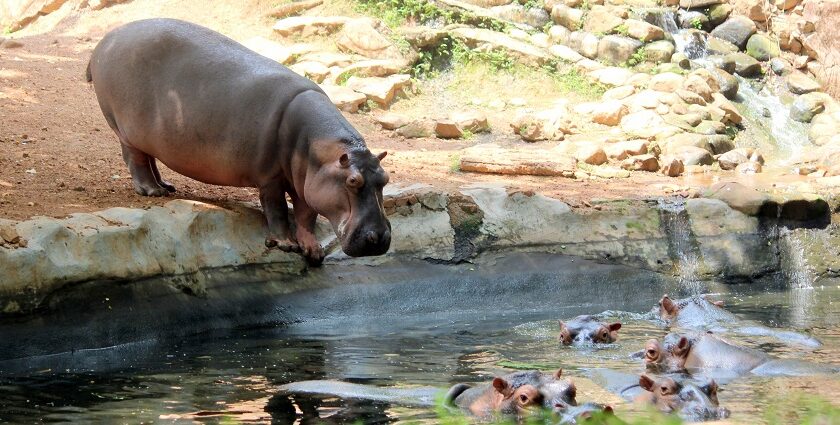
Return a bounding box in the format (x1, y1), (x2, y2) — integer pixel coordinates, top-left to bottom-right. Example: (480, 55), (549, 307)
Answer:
(336, 216), (392, 257)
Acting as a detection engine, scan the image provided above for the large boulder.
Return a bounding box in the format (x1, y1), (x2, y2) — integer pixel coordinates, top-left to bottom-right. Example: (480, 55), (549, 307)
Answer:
(511, 109), (571, 141)
(726, 52), (762, 77)
(319, 84), (367, 112)
(706, 181), (769, 215)
(335, 19), (406, 62)
(711, 68), (739, 99)
(705, 37), (739, 56)
(679, 0), (721, 8)
(583, 6), (624, 34)
(551, 4), (584, 30)
(450, 27), (551, 66)
(745, 33), (780, 61)
(731, 0), (767, 22)
(708, 3), (733, 26)
(597, 35), (643, 65)
(649, 72), (685, 92)
(799, 0), (840, 99)
(273, 16), (351, 37)
(790, 92), (828, 123)
(490, 3), (551, 28)
(620, 110), (678, 139)
(787, 72), (822, 94)
(592, 100), (629, 125)
(625, 19), (665, 42)
(710, 16), (756, 50)
(645, 40), (675, 63)
(568, 31), (600, 59)
(668, 146), (714, 165)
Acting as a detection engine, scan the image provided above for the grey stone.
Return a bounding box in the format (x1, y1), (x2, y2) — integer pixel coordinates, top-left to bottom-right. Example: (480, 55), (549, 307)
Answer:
(568, 31), (600, 59)
(726, 52), (761, 77)
(790, 92), (827, 123)
(597, 35), (643, 65)
(710, 16), (757, 49)
(711, 68), (739, 99)
(646, 40), (675, 63)
(745, 33), (780, 61)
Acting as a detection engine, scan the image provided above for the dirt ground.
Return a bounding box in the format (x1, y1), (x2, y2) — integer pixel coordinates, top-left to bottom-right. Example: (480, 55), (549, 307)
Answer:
(0, 0), (745, 221)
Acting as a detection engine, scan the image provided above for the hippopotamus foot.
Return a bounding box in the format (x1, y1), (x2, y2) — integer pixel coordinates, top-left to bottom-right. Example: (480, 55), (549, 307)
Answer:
(120, 144), (171, 197)
(293, 198), (325, 266)
(265, 236), (301, 252)
(148, 158), (176, 193)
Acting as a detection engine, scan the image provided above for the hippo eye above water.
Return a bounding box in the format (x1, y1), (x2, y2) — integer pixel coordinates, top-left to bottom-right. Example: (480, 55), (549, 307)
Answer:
(519, 394), (529, 403)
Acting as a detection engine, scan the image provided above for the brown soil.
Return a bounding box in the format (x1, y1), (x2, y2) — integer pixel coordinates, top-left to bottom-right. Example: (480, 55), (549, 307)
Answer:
(0, 0), (726, 221)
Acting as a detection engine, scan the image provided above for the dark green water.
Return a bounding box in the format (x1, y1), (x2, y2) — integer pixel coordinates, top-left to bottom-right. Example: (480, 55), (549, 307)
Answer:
(1, 276), (838, 424)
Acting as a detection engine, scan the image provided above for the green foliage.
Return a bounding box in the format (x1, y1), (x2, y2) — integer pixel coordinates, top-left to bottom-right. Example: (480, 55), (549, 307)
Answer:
(613, 24), (629, 37)
(496, 360), (559, 370)
(461, 129), (475, 140)
(449, 154), (461, 173)
(3, 26), (12, 35)
(765, 393), (840, 425)
(549, 65), (607, 99)
(625, 47), (647, 67)
(355, 0), (509, 32)
(521, 0), (543, 9)
(690, 18), (703, 30)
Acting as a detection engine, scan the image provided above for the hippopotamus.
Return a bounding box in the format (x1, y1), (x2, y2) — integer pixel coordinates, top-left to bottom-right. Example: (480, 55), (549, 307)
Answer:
(587, 369), (728, 422)
(643, 332), (838, 379)
(86, 19), (391, 265)
(445, 377), (543, 419)
(445, 369), (578, 417)
(655, 295), (821, 348)
(634, 375), (729, 422)
(558, 315), (622, 345)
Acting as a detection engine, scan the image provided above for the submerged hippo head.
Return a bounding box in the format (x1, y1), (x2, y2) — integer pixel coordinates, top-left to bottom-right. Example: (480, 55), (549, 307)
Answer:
(306, 146), (391, 257)
(637, 375), (729, 421)
(556, 403), (614, 424)
(559, 315), (622, 345)
(493, 379), (544, 417)
(657, 294), (725, 321)
(643, 335), (693, 373)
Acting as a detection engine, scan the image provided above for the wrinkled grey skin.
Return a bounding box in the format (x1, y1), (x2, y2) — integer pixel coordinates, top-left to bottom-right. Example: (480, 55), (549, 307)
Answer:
(588, 369), (728, 422)
(87, 18), (391, 265)
(644, 332), (838, 380)
(558, 315), (622, 345)
(655, 295), (821, 349)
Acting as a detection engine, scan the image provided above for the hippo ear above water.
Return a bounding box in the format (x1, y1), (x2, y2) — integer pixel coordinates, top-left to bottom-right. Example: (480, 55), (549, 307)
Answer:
(674, 337), (691, 357)
(492, 377), (512, 397)
(554, 369), (563, 379)
(639, 375), (655, 392)
(608, 322), (622, 332)
(661, 295), (678, 315)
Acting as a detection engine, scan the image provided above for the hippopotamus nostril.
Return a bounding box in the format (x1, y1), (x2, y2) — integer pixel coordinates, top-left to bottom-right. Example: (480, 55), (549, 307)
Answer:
(366, 230), (378, 245)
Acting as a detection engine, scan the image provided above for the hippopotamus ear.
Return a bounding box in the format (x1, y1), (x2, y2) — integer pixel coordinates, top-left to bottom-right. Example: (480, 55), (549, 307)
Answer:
(603, 405), (614, 415)
(558, 320), (566, 330)
(377, 151), (388, 161)
(608, 322), (622, 332)
(639, 375), (655, 392)
(553, 369), (563, 379)
(492, 377), (513, 397)
(713, 300), (725, 307)
(661, 295), (677, 315)
(706, 380), (718, 396)
(339, 153), (351, 168)
(674, 336), (691, 357)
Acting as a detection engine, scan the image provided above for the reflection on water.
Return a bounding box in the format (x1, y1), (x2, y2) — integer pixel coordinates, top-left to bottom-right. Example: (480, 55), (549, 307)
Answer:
(1, 282), (839, 423)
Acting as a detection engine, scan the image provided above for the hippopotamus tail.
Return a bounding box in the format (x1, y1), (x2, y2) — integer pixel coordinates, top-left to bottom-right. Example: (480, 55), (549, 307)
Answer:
(85, 59), (92, 83)
(444, 383), (471, 405)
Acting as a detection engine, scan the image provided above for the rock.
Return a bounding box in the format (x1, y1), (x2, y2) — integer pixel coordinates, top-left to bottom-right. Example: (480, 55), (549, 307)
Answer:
(319, 85), (367, 112)
(620, 110), (678, 139)
(269, 0), (323, 18)
(678, 11), (709, 30)
(597, 35), (643, 65)
(346, 74), (411, 107)
(289, 61), (330, 83)
(242, 37), (311, 64)
(706, 37), (739, 56)
(694, 120), (725, 135)
(708, 3), (733, 26)
(671, 52), (691, 69)
(511, 109), (570, 141)
(710, 16), (756, 49)
(769, 57), (790, 75)
(625, 89), (661, 110)
(790, 92), (827, 122)
(711, 93), (743, 125)
(273, 16), (350, 37)
(399, 26), (448, 49)
(396, 120), (435, 138)
(649, 72), (685, 92)
(434, 120), (464, 139)
(573, 145), (609, 165)
(774, 0), (800, 10)
(450, 111), (491, 133)
(677, 89), (707, 105)
(682, 74), (714, 102)
(732, 0), (767, 22)
(624, 19), (664, 42)
(669, 146), (714, 165)
(330, 59), (404, 83)
(679, 0), (721, 8)
(604, 139), (648, 159)
(592, 100), (629, 125)
(531, 33), (551, 48)
(373, 112), (409, 130)
(590, 67), (634, 86)
(717, 149), (749, 170)
(548, 25), (571, 44)
(87, 0), (130, 10)
(549, 44), (585, 62)
(710, 68), (739, 99)
(584, 6), (624, 34)
(707, 181), (769, 215)
(645, 40), (675, 63)
(736, 161), (762, 173)
(459, 144), (576, 176)
(726, 52), (761, 77)
(551, 4), (585, 30)
(603, 85), (636, 100)
(660, 157), (685, 176)
(568, 31), (600, 59)
(621, 154), (659, 171)
(787, 72), (822, 94)
(745, 34), (780, 61)
(298, 52), (356, 68)
(450, 27), (551, 66)
(706, 54), (736, 74)
(0, 222), (20, 245)
(490, 3), (551, 28)
(663, 133), (712, 152)
(336, 19), (406, 62)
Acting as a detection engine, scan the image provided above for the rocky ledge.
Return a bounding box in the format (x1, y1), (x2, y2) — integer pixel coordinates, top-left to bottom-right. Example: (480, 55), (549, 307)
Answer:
(0, 182), (832, 317)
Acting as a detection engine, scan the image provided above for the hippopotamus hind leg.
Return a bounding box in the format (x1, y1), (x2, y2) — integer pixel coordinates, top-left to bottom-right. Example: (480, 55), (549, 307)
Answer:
(260, 183), (301, 253)
(120, 144), (169, 197)
(291, 195), (325, 266)
(149, 158), (176, 193)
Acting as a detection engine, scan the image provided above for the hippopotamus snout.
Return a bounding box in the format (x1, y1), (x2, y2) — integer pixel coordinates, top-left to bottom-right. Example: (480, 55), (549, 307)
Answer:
(342, 218), (391, 257)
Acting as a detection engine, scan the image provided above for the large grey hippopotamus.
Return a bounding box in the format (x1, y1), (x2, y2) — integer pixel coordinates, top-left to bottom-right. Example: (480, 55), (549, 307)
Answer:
(558, 315), (622, 345)
(643, 332), (838, 379)
(655, 295), (821, 348)
(86, 19), (391, 265)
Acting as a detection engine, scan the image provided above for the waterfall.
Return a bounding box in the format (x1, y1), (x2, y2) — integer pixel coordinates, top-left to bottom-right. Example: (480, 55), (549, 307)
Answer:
(658, 198), (705, 295)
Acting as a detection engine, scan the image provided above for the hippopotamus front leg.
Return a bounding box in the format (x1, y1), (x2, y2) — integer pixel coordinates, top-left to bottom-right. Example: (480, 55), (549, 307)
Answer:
(259, 182), (300, 253)
(291, 195), (325, 266)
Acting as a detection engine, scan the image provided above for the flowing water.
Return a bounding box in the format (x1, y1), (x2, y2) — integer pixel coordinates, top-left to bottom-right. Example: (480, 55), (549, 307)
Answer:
(658, 198), (706, 295)
(1, 260), (838, 424)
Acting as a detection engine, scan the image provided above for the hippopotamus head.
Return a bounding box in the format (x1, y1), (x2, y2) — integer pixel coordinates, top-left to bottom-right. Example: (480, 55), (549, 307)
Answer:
(493, 379), (544, 417)
(556, 403), (614, 424)
(637, 375), (729, 421)
(643, 335), (694, 373)
(657, 294), (725, 321)
(305, 146), (391, 257)
(558, 315), (622, 345)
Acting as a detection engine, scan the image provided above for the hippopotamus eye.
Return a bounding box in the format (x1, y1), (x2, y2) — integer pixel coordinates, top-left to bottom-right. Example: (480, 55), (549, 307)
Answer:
(346, 173), (364, 189)
(519, 394), (529, 403)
